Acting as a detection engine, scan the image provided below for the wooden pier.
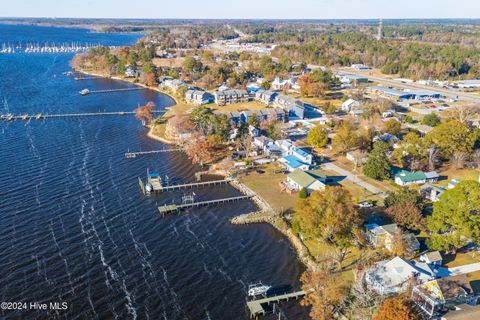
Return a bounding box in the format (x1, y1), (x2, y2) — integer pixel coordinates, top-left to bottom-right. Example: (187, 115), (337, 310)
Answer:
(80, 87), (146, 95)
(143, 178), (234, 194)
(74, 76), (104, 81)
(1, 111), (163, 121)
(158, 195), (253, 215)
(125, 148), (183, 159)
(247, 290), (306, 319)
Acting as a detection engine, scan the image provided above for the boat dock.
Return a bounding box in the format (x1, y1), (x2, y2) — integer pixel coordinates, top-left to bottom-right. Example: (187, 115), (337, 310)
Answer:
(1, 110), (162, 121)
(158, 195), (253, 215)
(140, 178), (234, 194)
(125, 148), (183, 159)
(74, 76), (104, 81)
(247, 290), (306, 319)
(80, 87), (146, 95)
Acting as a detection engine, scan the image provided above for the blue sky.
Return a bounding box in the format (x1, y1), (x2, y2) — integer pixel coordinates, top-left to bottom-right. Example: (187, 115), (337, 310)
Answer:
(0, 0), (478, 19)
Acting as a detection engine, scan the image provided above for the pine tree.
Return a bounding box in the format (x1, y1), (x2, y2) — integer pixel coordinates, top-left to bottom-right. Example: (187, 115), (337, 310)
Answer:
(363, 141), (391, 180)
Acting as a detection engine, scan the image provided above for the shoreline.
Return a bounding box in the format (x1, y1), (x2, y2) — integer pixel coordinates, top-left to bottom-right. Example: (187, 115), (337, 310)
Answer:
(78, 68), (316, 271)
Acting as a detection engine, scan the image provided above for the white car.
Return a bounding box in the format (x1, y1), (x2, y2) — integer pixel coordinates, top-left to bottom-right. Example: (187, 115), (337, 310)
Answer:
(358, 202), (373, 208)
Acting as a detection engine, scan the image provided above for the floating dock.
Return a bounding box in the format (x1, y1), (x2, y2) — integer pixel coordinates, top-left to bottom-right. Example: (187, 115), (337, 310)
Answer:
(247, 290), (306, 319)
(158, 195), (253, 215)
(125, 148), (183, 159)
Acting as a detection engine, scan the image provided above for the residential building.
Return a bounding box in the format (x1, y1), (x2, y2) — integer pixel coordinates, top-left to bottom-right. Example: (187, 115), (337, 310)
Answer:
(280, 155), (310, 172)
(185, 90), (212, 106)
(124, 65), (136, 78)
(421, 184), (445, 202)
(255, 90), (278, 105)
(275, 139), (296, 156)
(284, 169), (328, 193)
(395, 170), (440, 186)
(214, 89), (249, 106)
(264, 142), (283, 158)
(271, 76), (298, 91)
(365, 223), (420, 253)
(253, 136), (272, 150)
(274, 95), (305, 119)
(419, 251), (443, 267)
(412, 275), (479, 318)
(292, 148), (313, 165)
(162, 78), (186, 93)
(341, 99), (360, 112)
(248, 125), (260, 137)
(373, 133), (400, 144)
(364, 256), (435, 295)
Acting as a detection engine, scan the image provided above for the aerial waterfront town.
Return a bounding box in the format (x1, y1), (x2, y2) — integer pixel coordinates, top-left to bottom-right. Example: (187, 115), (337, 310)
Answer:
(2, 2), (480, 320)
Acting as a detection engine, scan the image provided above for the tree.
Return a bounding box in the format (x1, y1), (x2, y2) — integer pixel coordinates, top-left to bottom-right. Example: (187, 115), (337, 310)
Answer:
(386, 203), (426, 232)
(299, 188), (308, 199)
(293, 187), (362, 247)
(451, 151), (467, 169)
(133, 101), (155, 125)
(393, 131), (426, 170)
(183, 133), (216, 165)
(332, 122), (359, 154)
(425, 120), (478, 159)
(422, 113), (441, 127)
(307, 125), (328, 149)
(321, 102), (337, 115)
(382, 119), (401, 136)
(384, 187), (423, 209)
(427, 180), (480, 252)
(390, 230), (415, 259)
(373, 296), (419, 320)
(300, 267), (348, 320)
(363, 141), (391, 180)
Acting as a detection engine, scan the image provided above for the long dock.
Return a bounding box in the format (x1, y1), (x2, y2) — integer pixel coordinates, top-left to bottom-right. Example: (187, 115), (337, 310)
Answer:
(74, 76), (104, 81)
(144, 179), (234, 193)
(125, 148), (183, 158)
(247, 290), (306, 319)
(158, 195), (253, 215)
(81, 87), (146, 95)
(1, 111), (163, 121)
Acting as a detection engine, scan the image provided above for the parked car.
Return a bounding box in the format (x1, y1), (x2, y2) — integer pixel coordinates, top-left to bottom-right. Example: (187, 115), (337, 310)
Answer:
(358, 201), (374, 208)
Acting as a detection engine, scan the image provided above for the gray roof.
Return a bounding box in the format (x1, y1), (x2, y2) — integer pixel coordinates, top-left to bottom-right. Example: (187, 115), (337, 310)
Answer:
(369, 86), (414, 97)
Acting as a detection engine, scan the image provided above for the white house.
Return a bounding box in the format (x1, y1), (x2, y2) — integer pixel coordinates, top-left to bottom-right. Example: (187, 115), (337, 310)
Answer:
(185, 90), (211, 106)
(341, 99), (360, 112)
(364, 256), (435, 295)
(275, 139), (296, 156)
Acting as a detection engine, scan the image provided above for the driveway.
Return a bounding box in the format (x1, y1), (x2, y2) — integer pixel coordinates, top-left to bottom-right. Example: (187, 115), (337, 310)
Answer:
(322, 162), (385, 197)
(436, 262), (480, 278)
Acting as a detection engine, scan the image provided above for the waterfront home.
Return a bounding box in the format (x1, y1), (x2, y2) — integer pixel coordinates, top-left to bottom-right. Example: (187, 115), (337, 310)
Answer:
(124, 65), (137, 78)
(364, 256), (435, 295)
(365, 223), (420, 253)
(162, 78), (186, 93)
(411, 275), (479, 318)
(255, 90), (278, 105)
(214, 89), (249, 106)
(280, 155), (310, 172)
(420, 184), (445, 202)
(419, 251), (443, 267)
(185, 90), (212, 106)
(395, 170), (439, 186)
(341, 99), (360, 112)
(284, 169), (327, 193)
(274, 95), (305, 119)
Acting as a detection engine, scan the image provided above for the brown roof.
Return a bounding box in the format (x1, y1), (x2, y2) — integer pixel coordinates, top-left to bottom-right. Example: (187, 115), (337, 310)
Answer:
(424, 251), (443, 262)
(437, 274), (474, 301)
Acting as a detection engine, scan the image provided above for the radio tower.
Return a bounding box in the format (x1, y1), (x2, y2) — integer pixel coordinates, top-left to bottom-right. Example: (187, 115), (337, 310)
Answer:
(376, 19), (383, 41)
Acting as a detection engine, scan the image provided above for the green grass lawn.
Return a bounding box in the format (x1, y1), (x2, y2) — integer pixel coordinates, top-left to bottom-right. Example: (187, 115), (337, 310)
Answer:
(239, 162), (298, 212)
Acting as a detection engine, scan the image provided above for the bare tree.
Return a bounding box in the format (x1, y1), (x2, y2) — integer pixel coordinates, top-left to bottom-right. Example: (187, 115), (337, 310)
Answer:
(445, 104), (480, 124)
(451, 151), (467, 169)
(348, 279), (383, 320)
(426, 146), (439, 171)
(472, 149), (480, 169)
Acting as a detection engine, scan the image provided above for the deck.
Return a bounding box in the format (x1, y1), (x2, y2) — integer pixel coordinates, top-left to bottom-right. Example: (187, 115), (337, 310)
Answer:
(158, 195), (253, 215)
(246, 290), (306, 319)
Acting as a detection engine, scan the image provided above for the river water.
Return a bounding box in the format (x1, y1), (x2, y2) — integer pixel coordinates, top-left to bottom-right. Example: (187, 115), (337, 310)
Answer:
(0, 25), (308, 319)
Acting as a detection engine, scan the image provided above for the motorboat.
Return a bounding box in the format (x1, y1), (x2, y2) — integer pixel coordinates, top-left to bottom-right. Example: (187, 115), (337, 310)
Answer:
(248, 282), (271, 297)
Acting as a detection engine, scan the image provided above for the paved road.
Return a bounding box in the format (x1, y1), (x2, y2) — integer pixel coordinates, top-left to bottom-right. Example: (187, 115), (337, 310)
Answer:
(436, 262), (480, 278)
(322, 162), (385, 197)
(337, 69), (480, 103)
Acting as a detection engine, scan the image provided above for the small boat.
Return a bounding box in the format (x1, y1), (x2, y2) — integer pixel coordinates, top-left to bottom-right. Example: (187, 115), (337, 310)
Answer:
(145, 183), (152, 194)
(248, 282), (271, 297)
(79, 89), (90, 95)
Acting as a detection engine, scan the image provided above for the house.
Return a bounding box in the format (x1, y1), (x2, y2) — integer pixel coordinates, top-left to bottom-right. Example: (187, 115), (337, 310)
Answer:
(284, 169), (328, 193)
(365, 223), (420, 253)
(249, 125), (261, 137)
(275, 139), (296, 156)
(346, 150), (368, 165)
(280, 155), (311, 172)
(255, 90), (278, 105)
(226, 111), (241, 127)
(412, 275), (479, 318)
(162, 78), (186, 92)
(364, 256), (435, 295)
(341, 99), (360, 112)
(292, 148), (313, 165)
(185, 90), (211, 106)
(124, 65), (136, 78)
(253, 136), (273, 150)
(264, 142), (283, 158)
(419, 251), (443, 267)
(395, 170), (439, 186)
(274, 95), (305, 119)
(421, 184), (445, 202)
(373, 133), (400, 144)
(382, 110), (395, 118)
(448, 179), (461, 189)
(214, 89), (249, 106)
(271, 76), (297, 91)
(337, 75), (369, 86)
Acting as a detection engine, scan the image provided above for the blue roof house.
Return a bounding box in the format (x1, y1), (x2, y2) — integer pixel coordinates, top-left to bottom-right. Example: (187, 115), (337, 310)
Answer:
(292, 148), (313, 165)
(281, 155), (310, 172)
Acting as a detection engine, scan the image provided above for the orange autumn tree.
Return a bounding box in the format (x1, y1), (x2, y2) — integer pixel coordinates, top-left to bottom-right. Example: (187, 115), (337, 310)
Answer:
(184, 132), (215, 165)
(134, 101), (155, 125)
(373, 296), (419, 320)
